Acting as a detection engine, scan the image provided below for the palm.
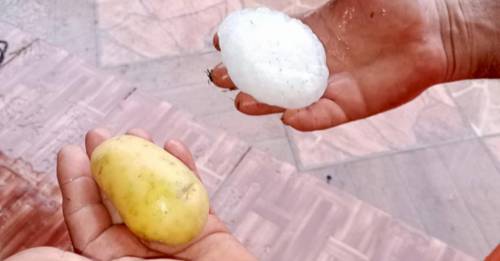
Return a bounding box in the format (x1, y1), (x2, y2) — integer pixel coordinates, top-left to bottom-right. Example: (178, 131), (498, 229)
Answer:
(305, 0), (446, 121)
(211, 0), (447, 131)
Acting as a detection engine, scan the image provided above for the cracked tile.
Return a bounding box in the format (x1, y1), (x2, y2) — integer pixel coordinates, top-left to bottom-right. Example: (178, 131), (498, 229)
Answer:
(0, 0), (98, 64)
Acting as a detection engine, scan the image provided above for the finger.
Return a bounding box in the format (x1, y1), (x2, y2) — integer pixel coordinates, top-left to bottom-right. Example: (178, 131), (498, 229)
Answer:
(126, 128), (152, 141)
(58, 146), (101, 215)
(57, 145), (111, 253)
(83, 225), (161, 260)
(235, 92), (285, 115)
(85, 128), (111, 158)
(115, 257), (180, 261)
(282, 73), (365, 131)
(85, 128), (123, 224)
(322, 73), (368, 120)
(210, 63), (236, 89)
(486, 244), (500, 261)
(5, 247), (91, 261)
(213, 33), (220, 51)
(164, 140), (197, 172)
(100, 190), (123, 224)
(282, 98), (349, 131)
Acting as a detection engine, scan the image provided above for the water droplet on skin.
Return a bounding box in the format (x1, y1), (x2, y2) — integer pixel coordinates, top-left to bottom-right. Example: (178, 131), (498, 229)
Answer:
(334, 6), (355, 59)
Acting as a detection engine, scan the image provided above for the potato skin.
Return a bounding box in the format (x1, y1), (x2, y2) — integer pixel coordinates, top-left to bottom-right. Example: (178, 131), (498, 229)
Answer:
(90, 135), (209, 246)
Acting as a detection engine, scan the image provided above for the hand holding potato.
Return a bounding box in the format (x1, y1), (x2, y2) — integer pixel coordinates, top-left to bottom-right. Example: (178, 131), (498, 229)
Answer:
(6, 129), (256, 261)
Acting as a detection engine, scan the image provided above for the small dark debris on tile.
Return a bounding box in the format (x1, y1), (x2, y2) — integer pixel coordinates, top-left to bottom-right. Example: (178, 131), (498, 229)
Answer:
(0, 40), (8, 65)
(206, 69), (214, 84)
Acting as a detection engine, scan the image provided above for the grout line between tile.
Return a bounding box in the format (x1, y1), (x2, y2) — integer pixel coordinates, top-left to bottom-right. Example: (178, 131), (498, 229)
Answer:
(284, 127), (306, 170)
(100, 49), (218, 69)
(444, 83), (480, 138)
(282, 129), (299, 167)
(478, 132), (500, 140)
(211, 146), (252, 199)
(302, 135), (483, 173)
(477, 136), (500, 181)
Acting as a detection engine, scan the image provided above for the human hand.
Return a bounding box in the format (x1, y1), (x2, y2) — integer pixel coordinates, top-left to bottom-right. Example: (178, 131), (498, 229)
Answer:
(210, 0), (499, 131)
(5, 129), (256, 261)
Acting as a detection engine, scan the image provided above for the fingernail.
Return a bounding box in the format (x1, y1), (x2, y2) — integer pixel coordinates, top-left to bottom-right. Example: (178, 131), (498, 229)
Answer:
(239, 100), (256, 111)
(281, 117), (289, 126)
(93, 128), (111, 137)
(235, 99), (241, 110)
(166, 139), (182, 148)
(213, 34), (220, 51)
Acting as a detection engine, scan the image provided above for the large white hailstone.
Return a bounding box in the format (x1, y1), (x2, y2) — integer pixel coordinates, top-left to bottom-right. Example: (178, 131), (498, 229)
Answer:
(217, 7), (329, 109)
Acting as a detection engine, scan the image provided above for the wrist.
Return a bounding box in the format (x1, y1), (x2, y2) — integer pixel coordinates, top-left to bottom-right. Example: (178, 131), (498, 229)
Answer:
(436, 0), (500, 80)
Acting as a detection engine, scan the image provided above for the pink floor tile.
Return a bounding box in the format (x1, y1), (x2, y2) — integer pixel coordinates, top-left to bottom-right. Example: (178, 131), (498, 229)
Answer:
(0, 154), (71, 259)
(148, 83), (236, 116)
(198, 110), (286, 143)
(0, 35), (134, 175)
(105, 51), (221, 90)
(211, 149), (475, 260)
(483, 136), (500, 165)
(254, 138), (296, 164)
(288, 86), (474, 170)
(447, 80), (500, 136)
(96, 0), (242, 66)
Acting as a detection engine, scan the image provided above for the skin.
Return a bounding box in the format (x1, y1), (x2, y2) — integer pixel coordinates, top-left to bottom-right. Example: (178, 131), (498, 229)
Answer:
(210, 0), (500, 131)
(6, 128), (257, 261)
(486, 245), (500, 261)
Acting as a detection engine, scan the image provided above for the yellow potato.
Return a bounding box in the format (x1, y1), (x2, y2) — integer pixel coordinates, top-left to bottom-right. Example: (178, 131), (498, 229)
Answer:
(90, 135), (209, 246)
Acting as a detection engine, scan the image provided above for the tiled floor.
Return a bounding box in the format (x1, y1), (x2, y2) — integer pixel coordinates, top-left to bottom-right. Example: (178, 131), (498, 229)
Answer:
(0, 154), (72, 258)
(288, 86), (474, 169)
(310, 139), (500, 258)
(0, 36), (477, 259)
(447, 80), (500, 137)
(212, 149), (477, 261)
(96, 0), (242, 66)
(1, 0), (500, 259)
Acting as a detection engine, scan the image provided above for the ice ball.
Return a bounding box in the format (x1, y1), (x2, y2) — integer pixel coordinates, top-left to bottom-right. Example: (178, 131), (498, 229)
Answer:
(217, 7), (329, 109)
